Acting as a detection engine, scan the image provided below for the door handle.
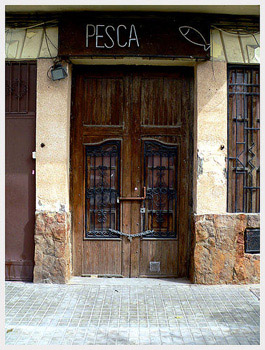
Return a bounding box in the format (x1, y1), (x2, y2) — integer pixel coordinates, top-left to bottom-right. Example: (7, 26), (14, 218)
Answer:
(119, 186), (146, 201)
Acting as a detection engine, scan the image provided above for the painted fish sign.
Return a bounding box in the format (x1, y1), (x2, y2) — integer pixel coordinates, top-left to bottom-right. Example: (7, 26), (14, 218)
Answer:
(179, 26), (211, 51)
(59, 14), (210, 59)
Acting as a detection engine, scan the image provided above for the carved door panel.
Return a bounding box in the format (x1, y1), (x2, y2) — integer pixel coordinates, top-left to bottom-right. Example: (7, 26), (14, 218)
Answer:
(71, 66), (193, 277)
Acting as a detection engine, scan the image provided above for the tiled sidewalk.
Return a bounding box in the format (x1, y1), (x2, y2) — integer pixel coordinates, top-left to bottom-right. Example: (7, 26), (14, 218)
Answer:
(5, 278), (260, 345)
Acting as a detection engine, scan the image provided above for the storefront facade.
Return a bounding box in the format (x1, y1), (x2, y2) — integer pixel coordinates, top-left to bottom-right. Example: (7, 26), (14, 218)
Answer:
(5, 5), (260, 283)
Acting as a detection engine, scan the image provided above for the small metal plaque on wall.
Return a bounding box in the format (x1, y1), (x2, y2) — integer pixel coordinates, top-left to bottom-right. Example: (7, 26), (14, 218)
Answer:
(245, 229), (260, 254)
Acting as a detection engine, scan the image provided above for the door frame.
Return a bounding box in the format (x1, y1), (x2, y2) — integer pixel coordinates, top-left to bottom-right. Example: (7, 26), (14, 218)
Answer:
(70, 65), (194, 278)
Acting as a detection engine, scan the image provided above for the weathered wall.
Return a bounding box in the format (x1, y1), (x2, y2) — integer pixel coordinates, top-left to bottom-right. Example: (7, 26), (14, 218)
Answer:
(195, 61), (227, 213)
(36, 59), (71, 212)
(193, 60), (259, 284)
(190, 214), (260, 284)
(34, 59), (72, 283)
(210, 29), (260, 63)
(5, 27), (58, 59)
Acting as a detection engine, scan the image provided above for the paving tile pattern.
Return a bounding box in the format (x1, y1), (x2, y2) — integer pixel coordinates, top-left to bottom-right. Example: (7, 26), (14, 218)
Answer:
(250, 287), (260, 300)
(5, 280), (260, 345)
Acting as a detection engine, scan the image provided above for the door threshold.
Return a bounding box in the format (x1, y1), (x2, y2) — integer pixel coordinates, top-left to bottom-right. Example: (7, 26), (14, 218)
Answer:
(81, 274), (124, 278)
(68, 276), (191, 285)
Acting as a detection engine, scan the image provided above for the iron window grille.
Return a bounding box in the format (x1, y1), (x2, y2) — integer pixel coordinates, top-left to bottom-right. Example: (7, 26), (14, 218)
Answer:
(5, 61), (36, 115)
(227, 65), (260, 213)
(143, 140), (178, 238)
(85, 140), (121, 239)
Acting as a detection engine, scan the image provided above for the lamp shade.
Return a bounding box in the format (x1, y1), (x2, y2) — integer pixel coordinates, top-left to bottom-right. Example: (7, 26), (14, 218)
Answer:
(51, 64), (68, 81)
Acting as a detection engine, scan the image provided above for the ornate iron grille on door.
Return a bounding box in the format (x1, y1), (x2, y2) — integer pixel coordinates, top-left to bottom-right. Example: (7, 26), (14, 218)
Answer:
(5, 61), (36, 115)
(85, 141), (121, 238)
(143, 141), (178, 238)
(227, 66), (260, 213)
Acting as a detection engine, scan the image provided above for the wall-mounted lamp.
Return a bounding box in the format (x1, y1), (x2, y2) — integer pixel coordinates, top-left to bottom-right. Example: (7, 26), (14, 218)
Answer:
(50, 63), (68, 81)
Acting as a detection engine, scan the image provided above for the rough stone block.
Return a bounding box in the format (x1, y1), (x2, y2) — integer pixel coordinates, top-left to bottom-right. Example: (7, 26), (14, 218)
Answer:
(191, 213), (260, 284)
(247, 214), (260, 228)
(56, 213), (66, 223)
(34, 211), (71, 283)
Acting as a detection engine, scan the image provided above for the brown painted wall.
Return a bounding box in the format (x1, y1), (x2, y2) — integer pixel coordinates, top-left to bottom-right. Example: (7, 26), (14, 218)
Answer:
(190, 214), (260, 284)
(5, 61), (37, 282)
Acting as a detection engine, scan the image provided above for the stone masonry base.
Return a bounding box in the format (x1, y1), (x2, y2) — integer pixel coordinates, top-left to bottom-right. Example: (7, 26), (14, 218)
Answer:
(33, 211), (259, 284)
(33, 211), (71, 283)
(191, 214), (260, 284)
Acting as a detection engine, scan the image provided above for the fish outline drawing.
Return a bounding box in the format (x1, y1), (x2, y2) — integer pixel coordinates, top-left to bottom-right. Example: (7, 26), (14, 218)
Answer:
(179, 26), (211, 51)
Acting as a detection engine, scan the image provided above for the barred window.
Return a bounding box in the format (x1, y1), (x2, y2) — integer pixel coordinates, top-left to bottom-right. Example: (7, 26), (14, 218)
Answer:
(227, 65), (260, 213)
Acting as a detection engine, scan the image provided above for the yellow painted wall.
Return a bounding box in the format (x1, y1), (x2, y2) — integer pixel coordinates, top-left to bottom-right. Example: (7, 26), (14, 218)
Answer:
(36, 59), (71, 212)
(5, 27), (58, 59)
(195, 61), (227, 214)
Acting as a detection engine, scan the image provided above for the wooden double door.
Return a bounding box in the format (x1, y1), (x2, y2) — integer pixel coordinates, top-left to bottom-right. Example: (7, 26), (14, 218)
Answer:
(71, 66), (193, 277)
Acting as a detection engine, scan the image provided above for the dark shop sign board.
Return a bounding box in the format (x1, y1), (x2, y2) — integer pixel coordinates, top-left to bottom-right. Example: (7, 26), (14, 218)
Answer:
(58, 14), (211, 59)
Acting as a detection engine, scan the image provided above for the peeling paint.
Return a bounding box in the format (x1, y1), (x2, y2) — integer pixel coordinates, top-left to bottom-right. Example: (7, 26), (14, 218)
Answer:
(26, 31), (37, 39)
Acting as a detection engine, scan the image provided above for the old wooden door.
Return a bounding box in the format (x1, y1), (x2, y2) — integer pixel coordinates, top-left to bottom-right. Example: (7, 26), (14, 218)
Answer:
(71, 66), (193, 277)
